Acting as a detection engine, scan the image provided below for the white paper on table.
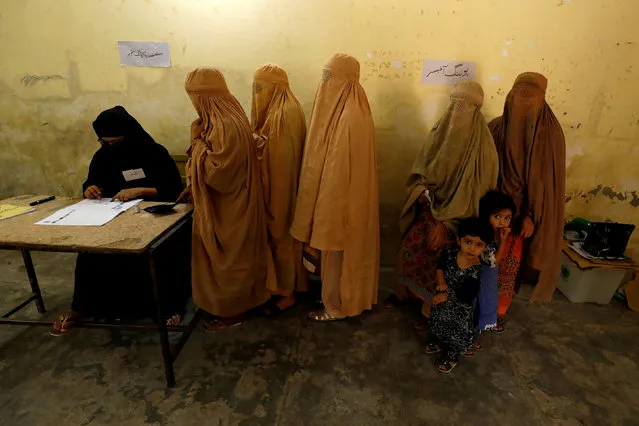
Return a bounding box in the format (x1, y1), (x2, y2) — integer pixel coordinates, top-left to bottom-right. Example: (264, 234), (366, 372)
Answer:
(420, 59), (476, 85)
(118, 41), (171, 68)
(36, 199), (142, 226)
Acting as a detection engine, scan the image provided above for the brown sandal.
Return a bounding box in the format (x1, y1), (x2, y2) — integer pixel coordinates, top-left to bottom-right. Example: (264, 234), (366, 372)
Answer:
(166, 313), (182, 327)
(202, 316), (244, 332)
(50, 312), (80, 337)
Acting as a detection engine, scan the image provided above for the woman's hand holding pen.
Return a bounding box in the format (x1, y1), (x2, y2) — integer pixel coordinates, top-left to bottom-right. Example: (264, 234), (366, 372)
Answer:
(84, 185), (102, 200)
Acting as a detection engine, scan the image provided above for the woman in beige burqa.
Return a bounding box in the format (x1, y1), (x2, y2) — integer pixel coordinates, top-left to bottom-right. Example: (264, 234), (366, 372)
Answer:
(291, 54), (380, 321)
(251, 64), (308, 312)
(390, 81), (498, 320)
(182, 67), (269, 330)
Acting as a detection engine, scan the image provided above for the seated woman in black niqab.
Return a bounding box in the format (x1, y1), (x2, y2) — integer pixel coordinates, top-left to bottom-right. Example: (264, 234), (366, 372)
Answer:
(50, 106), (190, 336)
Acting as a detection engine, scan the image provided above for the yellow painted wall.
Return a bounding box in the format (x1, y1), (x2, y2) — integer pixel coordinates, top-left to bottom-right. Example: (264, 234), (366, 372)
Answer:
(1, 0), (638, 263)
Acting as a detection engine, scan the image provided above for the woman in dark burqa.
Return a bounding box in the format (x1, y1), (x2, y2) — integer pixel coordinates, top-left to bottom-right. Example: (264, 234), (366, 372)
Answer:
(50, 106), (190, 336)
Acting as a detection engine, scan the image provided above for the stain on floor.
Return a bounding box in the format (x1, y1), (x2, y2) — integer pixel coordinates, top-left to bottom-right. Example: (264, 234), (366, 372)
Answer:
(1, 250), (638, 425)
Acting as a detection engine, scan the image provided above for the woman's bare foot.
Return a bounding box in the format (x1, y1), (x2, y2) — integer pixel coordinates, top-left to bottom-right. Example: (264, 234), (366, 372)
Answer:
(308, 309), (345, 322)
(276, 294), (296, 311)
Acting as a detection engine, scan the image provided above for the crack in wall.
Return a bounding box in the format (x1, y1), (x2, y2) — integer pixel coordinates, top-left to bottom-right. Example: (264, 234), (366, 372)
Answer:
(567, 185), (639, 207)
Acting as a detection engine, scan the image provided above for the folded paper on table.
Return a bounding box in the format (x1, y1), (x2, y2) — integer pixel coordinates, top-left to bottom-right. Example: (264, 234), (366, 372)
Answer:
(36, 199), (142, 226)
(0, 204), (36, 221)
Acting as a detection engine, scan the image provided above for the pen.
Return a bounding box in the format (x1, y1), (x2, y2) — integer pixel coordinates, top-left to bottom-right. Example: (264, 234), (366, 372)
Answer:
(29, 196), (56, 206)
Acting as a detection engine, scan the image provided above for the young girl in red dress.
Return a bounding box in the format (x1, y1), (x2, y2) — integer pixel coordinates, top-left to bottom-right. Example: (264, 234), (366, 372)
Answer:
(479, 191), (533, 332)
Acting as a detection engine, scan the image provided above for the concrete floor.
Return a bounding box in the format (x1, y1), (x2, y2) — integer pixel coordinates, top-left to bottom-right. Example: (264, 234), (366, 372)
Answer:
(1, 251), (639, 426)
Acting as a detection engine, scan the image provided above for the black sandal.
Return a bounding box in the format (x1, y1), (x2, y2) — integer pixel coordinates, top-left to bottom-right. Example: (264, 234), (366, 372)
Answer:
(437, 358), (458, 373)
(495, 317), (506, 334)
(424, 343), (441, 354)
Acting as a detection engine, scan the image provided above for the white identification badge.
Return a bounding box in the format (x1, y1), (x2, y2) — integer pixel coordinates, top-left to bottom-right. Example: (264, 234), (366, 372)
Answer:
(122, 168), (146, 182)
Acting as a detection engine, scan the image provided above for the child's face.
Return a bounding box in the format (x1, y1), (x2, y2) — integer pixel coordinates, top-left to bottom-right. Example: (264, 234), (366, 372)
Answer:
(457, 235), (487, 258)
(489, 209), (513, 230)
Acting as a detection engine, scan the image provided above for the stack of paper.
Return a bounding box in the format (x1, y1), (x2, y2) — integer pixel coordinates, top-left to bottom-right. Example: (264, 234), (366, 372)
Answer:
(36, 198), (142, 226)
(0, 204), (36, 221)
(569, 242), (631, 262)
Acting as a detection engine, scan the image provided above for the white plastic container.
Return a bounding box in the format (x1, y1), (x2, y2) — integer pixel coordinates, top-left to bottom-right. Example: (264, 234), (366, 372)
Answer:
(557, 253), (628, 304)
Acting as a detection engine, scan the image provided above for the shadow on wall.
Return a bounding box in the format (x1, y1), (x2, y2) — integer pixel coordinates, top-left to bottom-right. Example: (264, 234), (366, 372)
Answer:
(370, 80), (448, 266)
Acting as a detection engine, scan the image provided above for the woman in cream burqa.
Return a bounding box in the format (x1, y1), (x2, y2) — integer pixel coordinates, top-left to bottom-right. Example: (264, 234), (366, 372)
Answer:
(251, 64), (308, 312)
(489, 72), (565, 304)
(291, 54), (380, 321)
(183, 67), (269, 330)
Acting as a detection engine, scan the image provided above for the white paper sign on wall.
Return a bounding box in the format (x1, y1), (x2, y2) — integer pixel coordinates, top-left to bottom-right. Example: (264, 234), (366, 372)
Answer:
(118, 41), (171, 68)
(420, 59), (476, 85)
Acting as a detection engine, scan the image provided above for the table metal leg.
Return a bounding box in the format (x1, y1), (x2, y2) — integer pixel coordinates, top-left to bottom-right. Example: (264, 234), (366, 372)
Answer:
(21, 249), (46, 313)
(147, 249), (176, 388)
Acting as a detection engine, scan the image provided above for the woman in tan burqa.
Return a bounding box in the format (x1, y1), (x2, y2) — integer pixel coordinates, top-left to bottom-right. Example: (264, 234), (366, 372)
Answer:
(391, 81), (498, 319)
(291, 54), (379, 321)
(251, 64), (308, 311)
(488, 72), (565, 303)
(182, 66), (269, 330)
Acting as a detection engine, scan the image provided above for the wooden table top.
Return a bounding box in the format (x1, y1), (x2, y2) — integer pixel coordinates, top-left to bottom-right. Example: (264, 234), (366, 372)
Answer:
(0, 195), (193, 254)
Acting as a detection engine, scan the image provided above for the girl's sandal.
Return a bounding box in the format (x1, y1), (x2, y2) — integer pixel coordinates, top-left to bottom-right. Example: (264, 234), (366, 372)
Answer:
(308, 310), (345, 322)
(424, 343), (441, 354)
(437, 359), (458, 374)
(495, 318), (506, 334)
(463, 349), (474, 358)
(50, 312), (80, 337)
(472, 340), (482, 351)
